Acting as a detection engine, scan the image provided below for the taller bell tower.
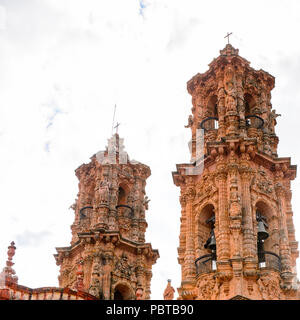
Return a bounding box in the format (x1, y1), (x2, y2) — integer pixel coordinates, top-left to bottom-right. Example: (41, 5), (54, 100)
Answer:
(173, 44), (299, 300)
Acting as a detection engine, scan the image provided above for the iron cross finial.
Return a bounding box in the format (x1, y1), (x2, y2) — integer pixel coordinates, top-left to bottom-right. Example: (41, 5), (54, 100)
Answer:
(114, 122), (121, 134)
(111, 104), (117, 136)
(224, 32), (233, 44)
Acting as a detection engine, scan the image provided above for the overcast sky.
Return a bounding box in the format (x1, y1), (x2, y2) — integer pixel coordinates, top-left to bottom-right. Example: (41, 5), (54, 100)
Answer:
(0, 0), (300, 300)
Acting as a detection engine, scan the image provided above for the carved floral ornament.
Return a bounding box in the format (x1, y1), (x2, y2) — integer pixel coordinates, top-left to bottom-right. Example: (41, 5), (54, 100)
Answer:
(258, 274), (281, 300)
(183, 186), (196, 200)
(251, 166), (274, 195)
(197, 274), (220, 300)
(193, 177), (218, 205)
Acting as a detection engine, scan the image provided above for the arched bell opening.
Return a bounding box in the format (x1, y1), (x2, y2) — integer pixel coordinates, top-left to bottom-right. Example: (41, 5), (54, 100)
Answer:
(244, 93), (264, 130)
(207, 95), (218, 118)
(195, 204), (217, 275)
(113, 283), (135, 300)
(200, 95), (219, 132)
(117, 185), (127, 206)
(255, 201), (281, 272)
(244, 93), (256, 117)
(116, 184), (133, 217)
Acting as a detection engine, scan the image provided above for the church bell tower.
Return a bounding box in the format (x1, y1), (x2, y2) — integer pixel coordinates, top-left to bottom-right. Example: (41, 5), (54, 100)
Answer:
(173, 44), (299, 300)
(55, 133), (159, 300)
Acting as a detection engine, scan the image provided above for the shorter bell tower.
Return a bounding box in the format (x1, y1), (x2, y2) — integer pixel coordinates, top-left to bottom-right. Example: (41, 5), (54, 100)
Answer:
(55, 133), (159, 300)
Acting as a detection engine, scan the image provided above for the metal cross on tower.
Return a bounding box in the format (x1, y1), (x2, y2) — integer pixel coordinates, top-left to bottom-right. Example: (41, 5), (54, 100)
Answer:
(114, 122), (121, 134)
(224, 32), (233, 44)
(111, 104), (117, 136)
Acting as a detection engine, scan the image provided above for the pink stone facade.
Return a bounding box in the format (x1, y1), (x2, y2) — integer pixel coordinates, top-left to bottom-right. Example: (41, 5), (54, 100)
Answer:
(173, 44), (299, 300)
(0, 44), (299, 301)
(54, 134), (159, 300)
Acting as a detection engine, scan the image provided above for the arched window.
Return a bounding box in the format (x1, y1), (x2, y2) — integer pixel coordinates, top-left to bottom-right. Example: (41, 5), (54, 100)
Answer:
(113, 283), (134, 300)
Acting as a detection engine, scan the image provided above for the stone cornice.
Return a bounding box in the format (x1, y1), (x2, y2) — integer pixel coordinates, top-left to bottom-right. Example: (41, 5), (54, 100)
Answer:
(55, 230), (159, 265)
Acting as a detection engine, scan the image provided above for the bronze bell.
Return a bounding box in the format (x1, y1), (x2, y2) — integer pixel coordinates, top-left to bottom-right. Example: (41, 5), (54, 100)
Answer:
(257, 220), (269, 241)
(209, 231), (216, 251)
(204, 229), (216, 251)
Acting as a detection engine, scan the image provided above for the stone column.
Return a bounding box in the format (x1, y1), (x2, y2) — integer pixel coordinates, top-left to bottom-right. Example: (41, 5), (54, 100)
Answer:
(228, 166), (242, 258)
(275, 184), (294, 291)
(228, 165), (244, 297)
(215, 169), (230, 262)
(215, 165), (232, 295)
(240, 169), (257, 260)
(216, 71), (226, 138)
(178, 194), (187, 281)
(284, 189), (298, 266)
(183, 179), (196, 282)
(215, 167), (232, 296)
(240, 167), (258, 297)
(102, 254), (113, 300)
(144, 270), (153, 300)
(136, 265), (145, 300)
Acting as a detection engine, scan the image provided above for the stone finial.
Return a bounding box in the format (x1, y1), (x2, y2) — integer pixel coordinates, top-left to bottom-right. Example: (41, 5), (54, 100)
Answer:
(0, 241), (18, 286)
(163, 279), (175, 300)
(219, 44), (239, 56)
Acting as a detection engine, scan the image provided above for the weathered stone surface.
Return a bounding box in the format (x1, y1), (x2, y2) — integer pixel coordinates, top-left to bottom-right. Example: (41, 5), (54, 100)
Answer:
(173, 44), (299, 300)
(0, 134), (159, 300)
(55, 133), (159, 300)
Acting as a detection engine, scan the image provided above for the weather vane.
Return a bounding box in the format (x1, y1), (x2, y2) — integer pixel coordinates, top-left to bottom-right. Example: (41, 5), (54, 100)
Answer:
(224, 32), (232, 44)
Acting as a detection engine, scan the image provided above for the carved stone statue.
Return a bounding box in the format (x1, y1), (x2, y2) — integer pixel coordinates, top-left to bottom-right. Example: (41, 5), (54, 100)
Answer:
(99, 180), (110, 203)
(102, 261), (112, 300)
(229, 200), (242, 217)
(225, 84), (237, 113)
(258, 275), (281, 300)
(143, 196), (150, 210)
(69, 200), (77, 211)
(89, 277), (100, 298)
(269, 109), (281, 133)
(184, 115), (194, 128)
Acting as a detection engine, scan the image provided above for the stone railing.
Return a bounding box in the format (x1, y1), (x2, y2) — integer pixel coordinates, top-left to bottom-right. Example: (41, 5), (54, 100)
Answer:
(0, 281), (98, 300)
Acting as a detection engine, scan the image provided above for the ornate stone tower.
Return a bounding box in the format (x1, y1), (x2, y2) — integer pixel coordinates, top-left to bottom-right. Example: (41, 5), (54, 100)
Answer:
(54, 134), (159, 300)
(172, 44), (299, 300)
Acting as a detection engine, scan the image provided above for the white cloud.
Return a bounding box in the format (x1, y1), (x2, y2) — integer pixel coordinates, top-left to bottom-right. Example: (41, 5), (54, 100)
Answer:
(0, 0), (300, 300)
